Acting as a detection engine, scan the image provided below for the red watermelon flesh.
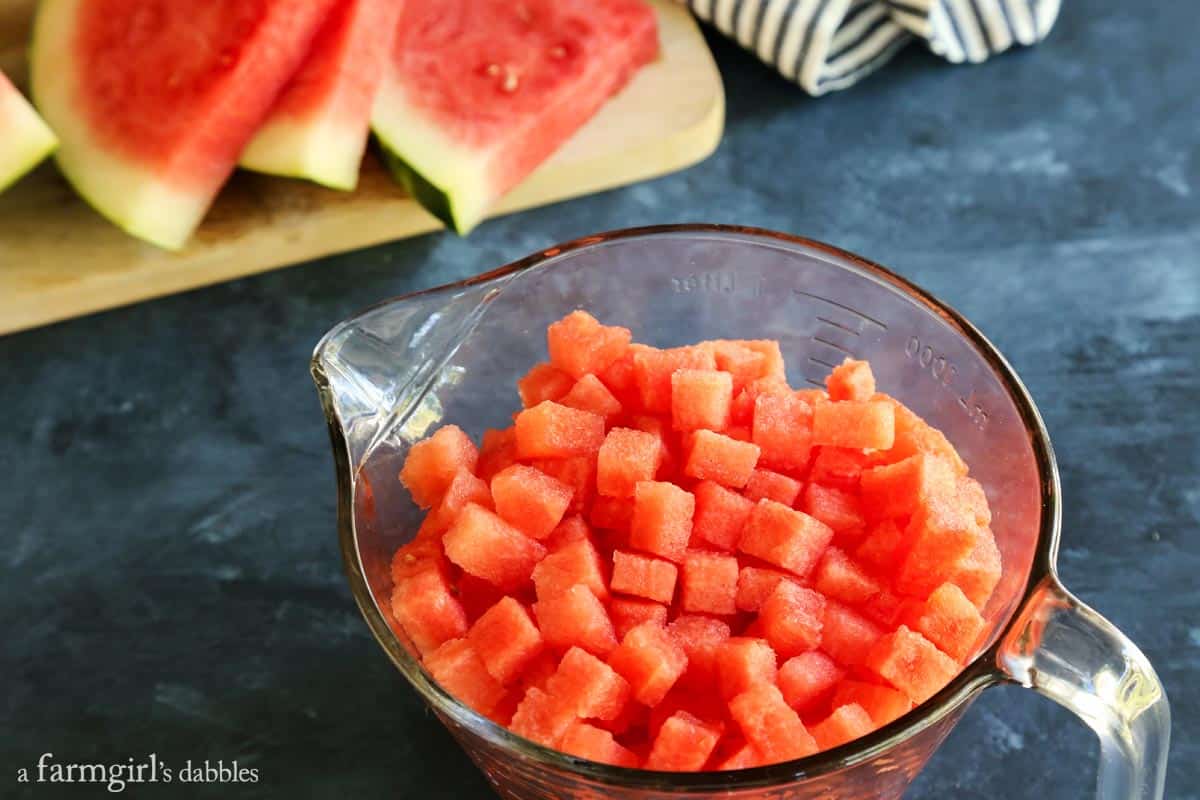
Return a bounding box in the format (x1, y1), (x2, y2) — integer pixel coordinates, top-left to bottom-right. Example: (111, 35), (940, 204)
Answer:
(31, 0), (337, 249)
(240, 0), (402, 190)
(371, 0), (659, 233)
(0, 71), (58, 193)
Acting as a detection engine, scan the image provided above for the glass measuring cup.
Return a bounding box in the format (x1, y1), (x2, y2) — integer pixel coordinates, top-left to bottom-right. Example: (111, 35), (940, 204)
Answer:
(311, 224), (1170, 799)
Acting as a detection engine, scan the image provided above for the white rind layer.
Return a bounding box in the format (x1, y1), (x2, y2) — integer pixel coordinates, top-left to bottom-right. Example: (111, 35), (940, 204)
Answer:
(31, 0), (213, 250)
(240, 114), (365, 191)
(370, 75), (496, 233)
(0, 79), (58, 193)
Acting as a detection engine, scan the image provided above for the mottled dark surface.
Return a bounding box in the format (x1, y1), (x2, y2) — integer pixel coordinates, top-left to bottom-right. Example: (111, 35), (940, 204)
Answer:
(2, 0), (1197, 797)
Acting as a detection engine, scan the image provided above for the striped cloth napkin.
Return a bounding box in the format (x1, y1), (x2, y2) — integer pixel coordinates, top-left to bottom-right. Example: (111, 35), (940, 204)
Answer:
(680, 0), (1061, 95)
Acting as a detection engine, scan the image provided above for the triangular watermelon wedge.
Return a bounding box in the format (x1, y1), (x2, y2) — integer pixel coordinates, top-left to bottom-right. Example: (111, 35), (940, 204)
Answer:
(371, 0), (659, 235)
(31, 0), (338, 250)
(0, 71), (57, 193)
(240, 0), (404, 191)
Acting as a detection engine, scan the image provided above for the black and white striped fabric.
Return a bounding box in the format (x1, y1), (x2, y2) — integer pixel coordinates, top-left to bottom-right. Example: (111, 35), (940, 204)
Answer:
(679, 0), (1060, 95)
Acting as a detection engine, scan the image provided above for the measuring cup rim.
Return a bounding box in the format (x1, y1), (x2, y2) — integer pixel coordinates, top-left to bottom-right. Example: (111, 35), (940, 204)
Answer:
(312, 223), (1062, 790)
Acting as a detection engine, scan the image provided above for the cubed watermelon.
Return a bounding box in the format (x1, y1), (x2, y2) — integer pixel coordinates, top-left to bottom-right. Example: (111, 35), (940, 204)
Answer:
(730, 376), (790, 427)
(645, 711), (722, 771)
(715, 637), (777, 700)
(951, 531), (1002, 609)
(811, 702), (874, 750)
(812, 547), (882, 605)
(547, 311), (632, 379)
(826, 359), (876, 402)
(546, 646), (631, 721)
(560, 373), (624, 423)
(391, 568), (468, 657)
(860, 454), (956, 521)
(735, 566), (798, 613)
(559, 721), (639, 767)
(758, 582), (825, 658)
(684, 429), (761, 488)
(467, 596), (544, 685)
(711, 339), (769, 393)
(531, 537), (609, 602)
(820, 601), (884, 668)
(632, 345), (717, 414)
(544, 515), (591, 550)
(399, 424), (479, 509)
(833, 680), (914, 726)
(611, 550), (678, 604)
(751, 392), (813, 473)
(491, 464), (573, 540)
(424, 638), (507, 716)
(534, 584), (617, 657)
(714, 740), (763, 770)
(809, 446), (870, 490)
(589, 496), (635, 535)
(530, 455), (596, 515)
(884, 396), (969, 475)
(518, 363), (574, 408)
(477, 427), (518, 483)
(427, 468), (492, 533)
(510, 686), (576, 747)
(743, 468), (802, 506)
(802, 483), (866, 540)
(443, 503), (546, 589)
(778, 651), (843, 713)
(668, 615), (731, 692)
(906, 582), (985, 662)
(738, 500), (834, 578)
(692, 480), (756, 551)
(812, 400), (895, 450)
(515, 401), (606, 459)
(607, 621), (688, 707)
(865, 626), (959, 704)
(679, 551), (739, 615)
(596, 427), (663, 498)
(854, 519), (907, 576)
(728, 683), (818, 762)
(895, 501), (980, 598)
(629, 481), (694, 563)
(609, 597), (669, 639)
(671, 368), (733, 432)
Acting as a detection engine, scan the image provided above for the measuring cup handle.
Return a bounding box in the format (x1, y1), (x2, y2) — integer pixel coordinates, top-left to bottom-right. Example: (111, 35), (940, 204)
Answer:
(996, 575), (1171, 799)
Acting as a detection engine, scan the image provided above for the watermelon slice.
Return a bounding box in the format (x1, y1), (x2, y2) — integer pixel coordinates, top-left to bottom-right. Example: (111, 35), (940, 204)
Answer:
(31, 0), (337, 249)
(0, 72), (57, 192)
(371, 0), (659, 233)
(240, 0), (402, 190)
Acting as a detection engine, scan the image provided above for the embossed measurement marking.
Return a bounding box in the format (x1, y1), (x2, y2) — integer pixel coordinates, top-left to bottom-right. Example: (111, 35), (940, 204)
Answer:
(792, 290), (889, 331)
(904, 335), (990, 430)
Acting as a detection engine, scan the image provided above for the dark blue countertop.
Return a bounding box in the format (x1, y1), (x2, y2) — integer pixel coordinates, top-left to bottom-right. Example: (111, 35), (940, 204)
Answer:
(2, 0), (1196, 796)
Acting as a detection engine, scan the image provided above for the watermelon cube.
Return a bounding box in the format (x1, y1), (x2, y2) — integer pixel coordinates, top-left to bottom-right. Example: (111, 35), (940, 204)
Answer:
(596, 427), (663, 498)
(607, 621), (688, 707)
(692, 480), (756, 551)
(714, 741), (764, 770)
(820, 601), (884, 667)
(860, 454), (957, 521)
(907, 582), (985, 662)
(826, 358), (876, 402)
(632, 345), (717, 413)
(734, 340), (786, 381)
(668, 615), (731, 692)
(895, 501), (980, 598)
(711, 340), (769, 392)
(885, 397), (969, 475)
(671, 369), (733, 432)
(546, 646), (631, 721)
(559, 721), (639, 767)
(679, 551), (739, 615)
(728, 683), (818, 762)
(854, 519), (907, 576)
(520, 651), (561, 694)
(457, 572), (509, 623)
(424, 638), (507, 716)
(743, 468), (802, 506)
(865, 626), (959, 704)
(758, 582), (825, 658)
(809, 446), (870, 490)
(531, 537), (609, 602)
(467, 597), (544, 685)
(399, 424), (479, 508)
(645, 711), (722, 771)
(812, 547), (882, 605)
(735, 566), (799, 612)
(518, 362), (574, 408)
(529, 455), (596, 515)
(597, 347), (641, 411)
(611, 550), (678, 604)
(428, 468), (492, 533)
(390, 568), (468, 657)
(443, 503), (546, 589)
(629, 481), (695, 563)
(389, 530), (448, 587)
(510, 686), (576, 747)
(751, 392), (814, 473)
(547, 311), (632, 380)
(515, 401), (605, 459)
(951, 531), (1002, 609)
(778, 651), (843, 713)
(730, 376), (790, 427)
(477, 427), (518, 482)
(491, 464), (573, 540)
(609, 597), (669, 640)
(802, 483), (866, 539)
(957, 475), (993, 528)
(812, 400), (895, 451)
(560, 374), (624, 423)
(589, 496), (635, 534)
(833, 680), (913, 726)
(544, 515), (591, 550)
(738, 500), (834, 578)
(684, 430), (761, 489)
(534, 584), (617, 657)
(715, 637), (777, 700)
(811, 703), (874, 750)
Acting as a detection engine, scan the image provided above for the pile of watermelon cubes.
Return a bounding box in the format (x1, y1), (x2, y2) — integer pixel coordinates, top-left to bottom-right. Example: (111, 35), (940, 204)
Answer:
(389, 311), (1001, 771)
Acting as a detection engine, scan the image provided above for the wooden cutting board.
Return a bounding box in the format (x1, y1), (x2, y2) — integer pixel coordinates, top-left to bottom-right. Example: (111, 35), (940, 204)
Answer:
(0, 1), (723, 336)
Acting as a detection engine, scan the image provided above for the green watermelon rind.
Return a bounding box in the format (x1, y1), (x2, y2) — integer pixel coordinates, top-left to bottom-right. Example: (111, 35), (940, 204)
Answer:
(376, 140), (458, 232)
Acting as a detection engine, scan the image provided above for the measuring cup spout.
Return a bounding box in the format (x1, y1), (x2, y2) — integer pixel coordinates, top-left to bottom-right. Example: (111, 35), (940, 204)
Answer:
(310, 279), (507, 470)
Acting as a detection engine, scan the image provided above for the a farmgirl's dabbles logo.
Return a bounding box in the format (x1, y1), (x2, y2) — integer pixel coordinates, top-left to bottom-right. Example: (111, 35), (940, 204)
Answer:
(16, 753), (259, 793)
